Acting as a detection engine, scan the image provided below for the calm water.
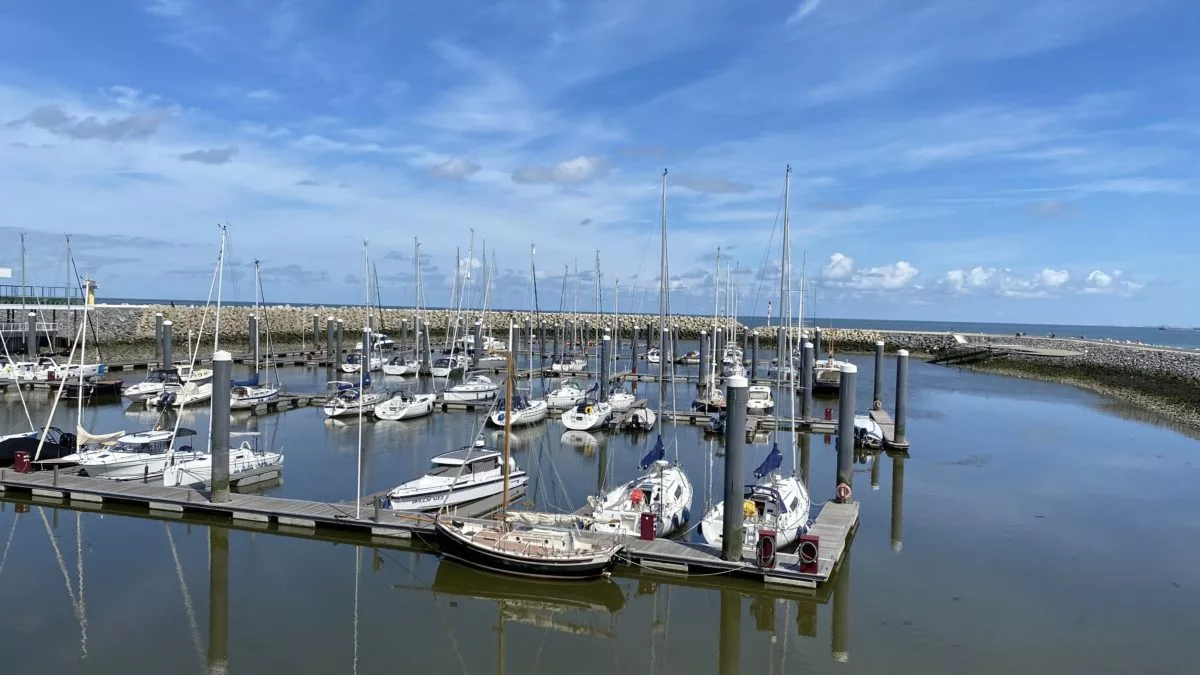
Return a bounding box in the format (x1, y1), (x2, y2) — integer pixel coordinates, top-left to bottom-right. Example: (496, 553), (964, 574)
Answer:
(1, 348), (1199, 674)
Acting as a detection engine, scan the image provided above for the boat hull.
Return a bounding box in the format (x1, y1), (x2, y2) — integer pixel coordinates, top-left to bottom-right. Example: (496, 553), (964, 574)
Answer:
(435, 521), (620, 580)
(442, 387), (499, 403)
(374, 395), (436, 421)
(488, 403), (548, 427)
(388, 472), (529, 511)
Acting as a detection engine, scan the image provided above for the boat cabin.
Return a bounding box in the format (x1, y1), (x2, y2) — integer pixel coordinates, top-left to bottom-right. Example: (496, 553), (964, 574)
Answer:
(428, 447), (504, 476)
(110, 428), (197, 455)
(741, 484), (799, 520)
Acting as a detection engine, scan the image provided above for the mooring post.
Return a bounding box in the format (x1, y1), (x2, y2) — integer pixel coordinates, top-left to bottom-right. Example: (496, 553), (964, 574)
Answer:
(311, 314), (319, 348)
(210, 350), (232, 503)
(412, 315), (422, 354)
(473, 321), (483, 366)
(162, 320), (174, 369)
(891, 453), (905, 552)
(630, 326), (639, 375)
(698, 330), (710, 387)
(249, 313), (260, 375)
(154, 312), (164, 363)
(836, 363), (857, 501)
(335, 319), (344, 368)
(599, 336), (610, 401)
(873, 340), (885, 406)
(801, 341), (814, 421)
(800, 431), (812, 488)
(672, 324), (680, 362)
(831, 547), (851, 663)
(25, 311), (36, 358)
(750, 331), (759, 380)
(538, 322), (546, 359)
(814, 326), (823, 361)
(325, 317), (334, 365)
(420, 326), (432, 372)
(775, 326), (785, 367)
(645, 322), (653, 353)
(895, 349), (909, 447)
(718, 589), (742, 675)
(207, 525), (229, 674)
(722, 374), (749, 561)
(552, 324), (561, 362)
(368, 313), (376, 333)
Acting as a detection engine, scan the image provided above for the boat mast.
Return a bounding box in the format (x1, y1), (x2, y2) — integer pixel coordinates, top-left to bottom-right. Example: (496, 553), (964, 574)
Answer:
(72, 235), (85, 431)
(530, 243), (539, 382)
(709, 247), (721, 397)
(357, 240), (368, 519)
(502, 353), (514, 517)
(657, 168), (668, 418)
(214, 225), (226, 353)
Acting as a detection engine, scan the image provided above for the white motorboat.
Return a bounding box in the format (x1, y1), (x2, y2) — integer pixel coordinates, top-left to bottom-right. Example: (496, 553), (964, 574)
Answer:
(382, 355), (419, 376)
(608, 389), (636, 412)
(322, 380), (388, 418)
(374, 391), (436, 421)
(747, 385), (774, 415)
(229, 372), (281, 410)
(123, 368), (185, 401)
(618, 406), (657, 432)
(588, 441), (693, 537)
(20, 356), (107, 382)
(698, 444), (810, 549)
(147, 381), (213, 408)
(74, 428), (202, 480)
(723, 361), (747, 379)
(561, 399), (614, 431)
(177, 364), (213, 384)
(766, 360), (797, 382)
(162, 433), (284, 487)
(431, 354), (468, 378)
(443, 374), (500, 403)
(853, 414), (884, 449)
(355, 333), (394, 351)
(813, 356), (850, 391)
(545, 379), (590, 408)
(385, 442), (528, 511)
(646, 347), (661, 364)
(341, 352), (365, 374)
(551, 356), (587, 373)
(488, 394), (548, 427)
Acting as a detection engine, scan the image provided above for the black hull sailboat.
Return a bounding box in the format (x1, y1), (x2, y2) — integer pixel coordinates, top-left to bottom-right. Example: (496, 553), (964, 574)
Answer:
(434, 518), (621, 580)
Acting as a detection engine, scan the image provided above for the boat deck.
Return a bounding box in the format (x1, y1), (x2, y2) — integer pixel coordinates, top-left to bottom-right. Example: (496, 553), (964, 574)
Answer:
(0, 469), (857, 588)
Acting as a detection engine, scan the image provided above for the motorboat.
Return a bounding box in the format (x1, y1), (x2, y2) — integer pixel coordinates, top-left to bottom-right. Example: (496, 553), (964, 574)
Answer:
(0, 426), (77, 466)
(813, 356), (850, 392)
(675, 350), (700, 366)
(384, 442), (527, 511)
(704, 413), (725, 436)
(618, 406), (657, 432)
(551, 356), (587, 373)
(123, 368), (186, 401)
(607, 388), (636, 412)
(443, 374), (501, 403)
(545, 379), (590, 408)
(17, 356), (107, 383)
(561, 399), (614, 431)
(746, 385), (774, 415)
(374, 391), (436, 421)
(488, 394), (548, 427)
(435, 515), (624, 580)
(74, 428), (201, 480)
(382, 355), (420, 376)
(431, 353), (468, 378)
(587, 439), (692, 537)
(723, 361), (747, 379)
(355, 333), (394, 352)
(322, 379), (388, 418)
(162, 433), (284, 487)
(147, 381), (213, 408)
(699, 444), (810, 550)
(853, 414), (884, 449)
(177, 364), (213, 384)
(229, 373), (281, 410)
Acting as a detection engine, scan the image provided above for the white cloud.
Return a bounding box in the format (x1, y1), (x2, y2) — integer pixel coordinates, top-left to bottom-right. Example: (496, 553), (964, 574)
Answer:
(426, 157), (481, 180)
(1085, 269), (1113, 289)
(1080, 269), (1142, 295)
(785, 0), (822, 27)
(1036, 268), (1070, 287)
(511, 156), (607, 184)
(822, 253), (854, 280)
(940, 266), (1141, 299)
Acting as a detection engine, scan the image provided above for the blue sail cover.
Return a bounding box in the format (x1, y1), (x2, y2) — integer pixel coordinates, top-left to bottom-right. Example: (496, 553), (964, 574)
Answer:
(586, 381), (599, 395)
(361, 373), (372, 388)
(639, 435), (666, 469)
(753, 443), (784, 478)
(231, 373), (260, 387)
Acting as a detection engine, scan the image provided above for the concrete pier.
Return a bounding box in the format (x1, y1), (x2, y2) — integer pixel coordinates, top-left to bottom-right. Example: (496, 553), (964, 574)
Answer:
(894, 349), (909, 447)
(873, 340), (885, 406)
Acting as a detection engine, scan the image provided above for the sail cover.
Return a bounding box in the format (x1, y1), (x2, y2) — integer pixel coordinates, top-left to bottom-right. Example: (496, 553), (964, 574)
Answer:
(231, 373), (260, 387)
(753, 443), (784, 478)
(76, 425), (124, 446)
(639, 435), (666, 469)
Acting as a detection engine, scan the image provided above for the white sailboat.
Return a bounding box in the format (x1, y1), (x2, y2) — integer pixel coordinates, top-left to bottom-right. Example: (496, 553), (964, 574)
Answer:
(608, 388), (636, 412)
(587, 169), (692, 538)
(430, 353), (468, 378)
(374, 390), (436, 421)
(382, 355), (419, 376)
(230, 261), (282, 410)
(545, 379), (588, 408)
(488, 393), (548, 427)
(322, 378), (388, 418)
(443, 373), (500, 403)
(561, 397), (614, 431)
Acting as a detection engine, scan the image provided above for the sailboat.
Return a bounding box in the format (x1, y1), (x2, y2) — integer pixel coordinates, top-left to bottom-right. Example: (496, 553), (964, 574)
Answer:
(587, 169), (693, 538)
(374, 389), (436, 421)
(162, 431), (284, 488)
(699, 165), (811, 550)
(434, 354), (625, 579)
(231, 261), (282, 410)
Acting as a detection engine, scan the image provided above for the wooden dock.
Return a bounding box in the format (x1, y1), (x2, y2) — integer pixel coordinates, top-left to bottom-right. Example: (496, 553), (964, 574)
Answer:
(868, 409), (908, 450)
(662, 410), (838, 435)
(0, 468), (857, 589)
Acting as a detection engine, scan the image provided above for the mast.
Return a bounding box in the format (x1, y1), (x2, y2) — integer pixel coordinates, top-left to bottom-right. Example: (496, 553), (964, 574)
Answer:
(72, 236), (85, 430)
(502, 353), (514, 516)
(709, 248), (721, 396)
(214, 225), (226, 352)
(657, 168), (668, 417)
(530, 243), (539, 380)
(780, 167), (791, 351)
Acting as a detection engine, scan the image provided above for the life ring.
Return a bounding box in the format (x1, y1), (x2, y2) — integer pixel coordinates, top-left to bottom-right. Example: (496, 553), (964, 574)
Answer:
(584, 406), (593, 414)
(872, 399), (882, 411)
(835, 482), (852, 502)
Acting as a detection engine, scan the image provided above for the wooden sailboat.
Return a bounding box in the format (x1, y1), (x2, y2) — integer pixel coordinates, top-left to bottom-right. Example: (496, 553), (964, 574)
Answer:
(434, 354), (625, 580)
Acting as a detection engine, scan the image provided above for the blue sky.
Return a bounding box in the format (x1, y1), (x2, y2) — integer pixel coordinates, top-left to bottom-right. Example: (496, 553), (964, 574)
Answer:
(0, 0), (1197, 325)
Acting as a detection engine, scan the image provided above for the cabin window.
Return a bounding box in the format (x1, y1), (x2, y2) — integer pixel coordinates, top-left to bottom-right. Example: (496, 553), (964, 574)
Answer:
(674, 486), (683, 499)
(790, 497), (800, 511)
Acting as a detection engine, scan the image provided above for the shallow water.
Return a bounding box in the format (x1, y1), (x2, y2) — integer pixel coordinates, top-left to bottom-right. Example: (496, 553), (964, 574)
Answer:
(1, 347), (1198, 674)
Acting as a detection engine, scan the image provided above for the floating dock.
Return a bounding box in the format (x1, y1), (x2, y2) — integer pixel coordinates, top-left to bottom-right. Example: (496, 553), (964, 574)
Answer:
(0, 468), (857, 588)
